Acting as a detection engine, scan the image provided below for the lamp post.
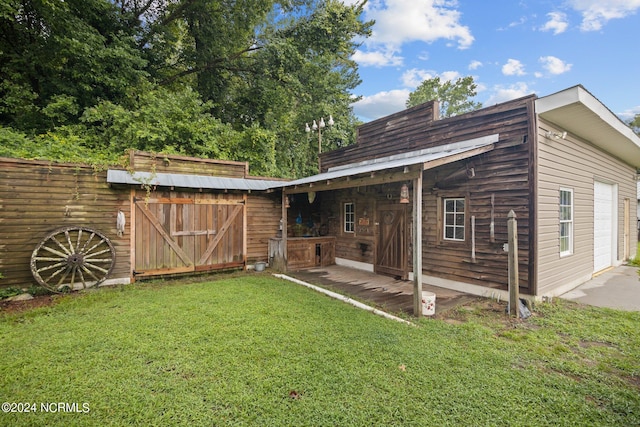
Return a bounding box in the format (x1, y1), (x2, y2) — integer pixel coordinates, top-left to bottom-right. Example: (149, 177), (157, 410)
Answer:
(305, 115), (334, 170)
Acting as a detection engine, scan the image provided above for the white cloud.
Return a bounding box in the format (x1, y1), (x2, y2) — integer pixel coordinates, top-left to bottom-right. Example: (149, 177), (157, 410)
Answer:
(484, 83), (532, 106)
(367, 0), (474, 48)
(440, 70), (462, 82)
(351, 49), (403, 67)
(619, 105), (640, 121)
(540, 12), (569, 34)
(401, 69), (436, 88)
(354, 0), (474, 68)
(400, 69), (462, 88)
(567, 0), (640, 31)
(539, 56), (572, 75)
(502, 59), (526, 76)
(468, 60), (483, 70)
(351, 89), (411, 121)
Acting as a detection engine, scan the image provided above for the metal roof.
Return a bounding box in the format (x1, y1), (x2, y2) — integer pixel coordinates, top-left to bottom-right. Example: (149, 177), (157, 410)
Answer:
(273, 134), (499, 189)
(107, 169), (284, 191)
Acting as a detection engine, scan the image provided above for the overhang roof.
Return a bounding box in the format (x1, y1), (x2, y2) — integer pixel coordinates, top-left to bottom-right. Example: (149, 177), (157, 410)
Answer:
(274, 134), (499, 190)
(107, 169), (284, 191)
(535, 85), (640, 168)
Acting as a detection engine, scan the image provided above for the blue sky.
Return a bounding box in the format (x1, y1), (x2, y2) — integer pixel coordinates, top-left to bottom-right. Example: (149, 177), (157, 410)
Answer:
(346, 0), (640, 123)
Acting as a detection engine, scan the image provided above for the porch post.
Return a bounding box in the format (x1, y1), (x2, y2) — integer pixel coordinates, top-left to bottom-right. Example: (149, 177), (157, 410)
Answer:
(282, 189), (288, 272)
(413, 172), (423, 317)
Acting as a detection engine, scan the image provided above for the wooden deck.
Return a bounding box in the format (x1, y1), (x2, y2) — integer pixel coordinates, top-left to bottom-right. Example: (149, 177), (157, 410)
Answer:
(286, 265), (481, 316)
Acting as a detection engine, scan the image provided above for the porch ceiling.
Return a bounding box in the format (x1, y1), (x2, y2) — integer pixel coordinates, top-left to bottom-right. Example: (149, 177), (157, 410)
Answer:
(535, 85), (640, 168)
(276, 134), (499, 194)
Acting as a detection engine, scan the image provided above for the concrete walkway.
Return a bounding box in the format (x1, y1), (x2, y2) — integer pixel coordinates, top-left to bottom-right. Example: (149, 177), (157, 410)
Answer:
(560, 265), (640, 311)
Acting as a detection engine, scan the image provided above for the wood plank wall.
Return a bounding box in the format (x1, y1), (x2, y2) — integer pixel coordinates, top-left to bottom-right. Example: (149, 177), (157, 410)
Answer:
(130, 151), (248, 178)
(246, 193), (281, 263)
(0, 158), (131, 288)
(322, 96), (536, 292)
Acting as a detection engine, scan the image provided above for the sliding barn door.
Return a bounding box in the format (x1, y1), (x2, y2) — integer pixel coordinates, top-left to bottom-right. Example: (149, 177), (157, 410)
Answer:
(133, 191), (246, 277)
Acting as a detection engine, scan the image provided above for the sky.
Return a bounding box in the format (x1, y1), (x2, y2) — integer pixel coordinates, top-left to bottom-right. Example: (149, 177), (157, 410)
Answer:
(345, 0), (640, 123)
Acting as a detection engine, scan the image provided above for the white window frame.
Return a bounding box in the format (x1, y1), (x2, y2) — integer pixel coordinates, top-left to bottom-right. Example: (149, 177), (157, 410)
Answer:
(344, 202), (355, 233)
(560, 188), (574, 256)
(443, 198), (465, 241)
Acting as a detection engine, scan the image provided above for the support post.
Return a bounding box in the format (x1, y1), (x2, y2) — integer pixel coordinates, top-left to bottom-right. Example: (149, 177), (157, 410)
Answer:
(507, 210), (519, 317)
(413, 173), (423, 317)
(282, 190), (288, 272)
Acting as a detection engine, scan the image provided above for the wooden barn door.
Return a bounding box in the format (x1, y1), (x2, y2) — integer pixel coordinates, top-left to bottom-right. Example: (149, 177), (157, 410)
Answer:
(375, 204), (408, 279)
(133, 191), (246, 278)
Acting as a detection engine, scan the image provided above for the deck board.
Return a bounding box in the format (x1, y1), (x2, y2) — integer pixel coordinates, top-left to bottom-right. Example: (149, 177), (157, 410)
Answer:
(287, 265), (481, 316)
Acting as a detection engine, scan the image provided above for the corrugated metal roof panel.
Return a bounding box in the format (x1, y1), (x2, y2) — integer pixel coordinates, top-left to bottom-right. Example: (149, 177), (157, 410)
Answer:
(274, 134), (499, 188)
(107, 169), (284, 191)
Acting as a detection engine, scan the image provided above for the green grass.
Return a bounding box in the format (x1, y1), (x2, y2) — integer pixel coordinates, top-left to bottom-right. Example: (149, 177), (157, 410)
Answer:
(628, 242), (640, 267)
(1, 274), (639, 426)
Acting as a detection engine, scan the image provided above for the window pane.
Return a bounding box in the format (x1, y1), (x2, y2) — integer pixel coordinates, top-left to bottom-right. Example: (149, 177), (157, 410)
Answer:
(445, 200), (454, 212)
(445, 227), (454, 239)
(444, 198), (465, 241)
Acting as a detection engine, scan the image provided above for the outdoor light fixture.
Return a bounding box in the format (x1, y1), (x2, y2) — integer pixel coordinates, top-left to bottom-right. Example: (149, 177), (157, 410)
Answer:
(285, 195), (290, 208)
(305, 115), (334, 170)
(545, 130), (567, 140)
(399, 183), (410, 204)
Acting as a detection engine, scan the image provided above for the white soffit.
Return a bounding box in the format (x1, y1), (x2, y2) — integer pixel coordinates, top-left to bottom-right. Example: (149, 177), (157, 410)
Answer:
(535, 85), (640, 168)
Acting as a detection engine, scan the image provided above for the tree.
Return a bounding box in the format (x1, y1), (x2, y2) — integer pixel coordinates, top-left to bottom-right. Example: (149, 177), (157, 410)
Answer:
(406, 76), (482, 118)
(0, 0), (372, 177)
(629, 114), (640, 136)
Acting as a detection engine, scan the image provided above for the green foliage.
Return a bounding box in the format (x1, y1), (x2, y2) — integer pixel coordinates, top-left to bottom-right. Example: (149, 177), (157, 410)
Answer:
(1, 276), (640, 425)
(629, 114), (640, 135)
(0, 287), (20, 299)
(0, 126), (119, 165)
(406, 76), (482, 118)
(0, 0), (372, 177)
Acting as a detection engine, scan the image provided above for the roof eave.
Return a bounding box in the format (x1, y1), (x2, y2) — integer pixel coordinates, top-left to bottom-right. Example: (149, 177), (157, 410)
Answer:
(535, 85), (640, 168)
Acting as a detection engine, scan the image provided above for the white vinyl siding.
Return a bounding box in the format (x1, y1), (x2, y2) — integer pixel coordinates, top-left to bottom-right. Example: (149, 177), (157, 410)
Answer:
(536, 120), (637, 295)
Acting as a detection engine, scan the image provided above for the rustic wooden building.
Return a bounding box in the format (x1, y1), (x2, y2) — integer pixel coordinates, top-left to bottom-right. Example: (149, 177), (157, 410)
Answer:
(276, 85), (640, 303)
(0, 151), (283, 290)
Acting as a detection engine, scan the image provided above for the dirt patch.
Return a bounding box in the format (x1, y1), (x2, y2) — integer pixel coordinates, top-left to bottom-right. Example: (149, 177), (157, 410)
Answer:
(0, 294), (60, 315)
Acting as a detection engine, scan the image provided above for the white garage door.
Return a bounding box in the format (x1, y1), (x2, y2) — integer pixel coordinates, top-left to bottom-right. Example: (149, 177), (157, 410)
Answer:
(593, 181), (615, 272)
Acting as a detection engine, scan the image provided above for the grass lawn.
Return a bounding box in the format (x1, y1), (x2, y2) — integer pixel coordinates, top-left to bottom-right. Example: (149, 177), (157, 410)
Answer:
(1, 274), (639, 426)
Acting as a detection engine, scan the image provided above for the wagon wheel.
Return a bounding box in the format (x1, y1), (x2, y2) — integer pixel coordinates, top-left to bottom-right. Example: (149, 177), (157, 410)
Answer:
(30, 226), (116, 292)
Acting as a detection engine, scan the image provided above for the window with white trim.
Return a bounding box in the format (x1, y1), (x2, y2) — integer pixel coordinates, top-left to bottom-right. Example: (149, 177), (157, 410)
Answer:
(344, 202), (355, 233)
(443, 198), (465, 241)
(560, 188), (573, 256)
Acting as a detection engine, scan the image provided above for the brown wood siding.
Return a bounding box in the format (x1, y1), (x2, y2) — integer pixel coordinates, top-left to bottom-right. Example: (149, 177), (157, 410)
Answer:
(320, 96), (535, 293)
(0, 158), (131, 288)
(246, 193), (281, 263)
(129, 151), (248, 178)
(536, 120), (637, 295)
(422, 144), (531, 291)
(322, 96), (535, 170)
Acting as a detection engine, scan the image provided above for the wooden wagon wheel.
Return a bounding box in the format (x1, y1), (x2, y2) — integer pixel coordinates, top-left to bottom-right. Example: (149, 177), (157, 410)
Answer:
(30, 226), (116, 292)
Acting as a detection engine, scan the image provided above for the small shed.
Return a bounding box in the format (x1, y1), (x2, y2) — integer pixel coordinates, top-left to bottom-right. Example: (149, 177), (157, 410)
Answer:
(0, 151), (284, 290)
